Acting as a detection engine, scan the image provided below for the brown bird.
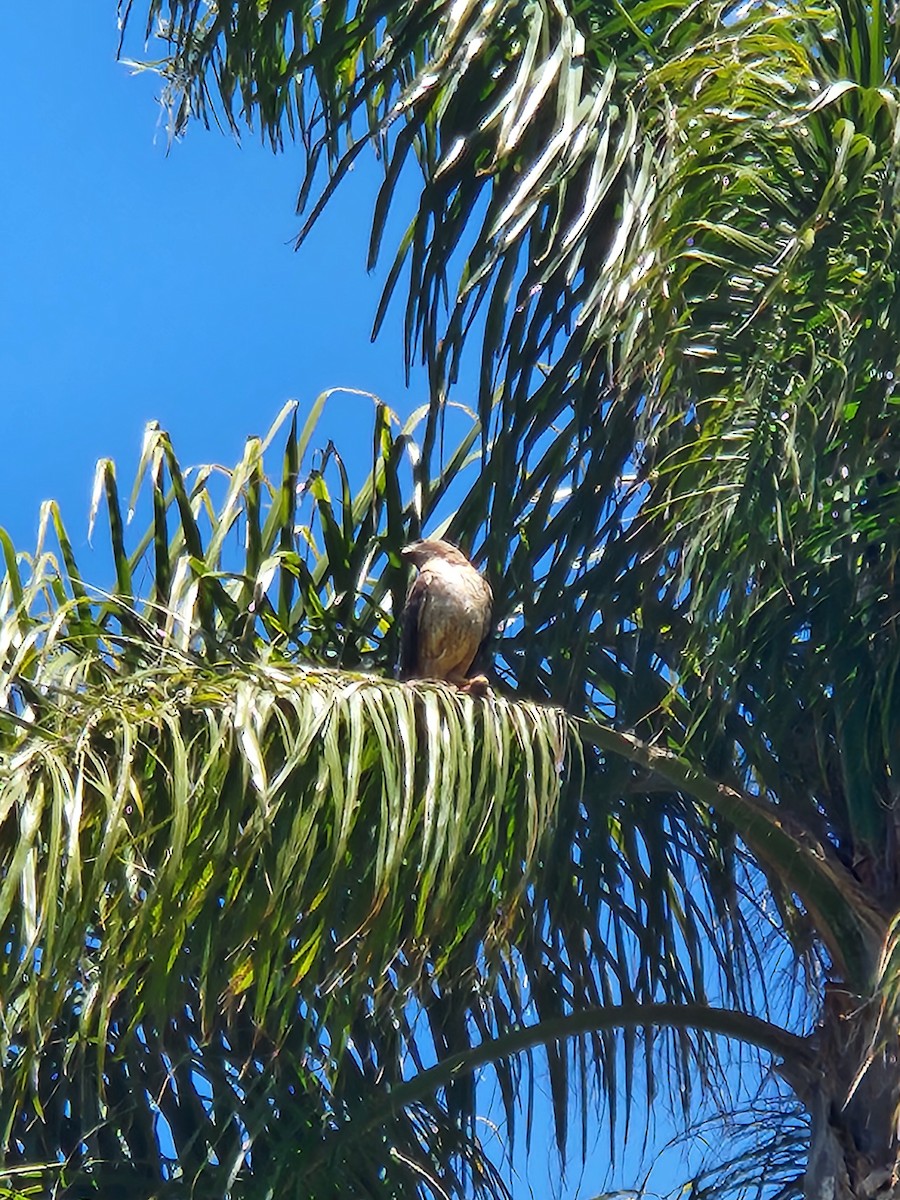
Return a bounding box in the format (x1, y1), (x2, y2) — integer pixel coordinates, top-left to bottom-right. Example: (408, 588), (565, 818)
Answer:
(399, 539), (493, 688)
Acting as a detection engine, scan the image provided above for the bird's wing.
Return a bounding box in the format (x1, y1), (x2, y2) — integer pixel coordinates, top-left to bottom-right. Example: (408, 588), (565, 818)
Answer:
(400, 573), (428, 679)
(480, 579), (494, 642)
(471, 578), (494, 670)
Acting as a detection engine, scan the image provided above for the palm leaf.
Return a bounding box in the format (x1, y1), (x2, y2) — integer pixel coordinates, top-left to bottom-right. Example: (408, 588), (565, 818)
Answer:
(0, 662), (573, 1196)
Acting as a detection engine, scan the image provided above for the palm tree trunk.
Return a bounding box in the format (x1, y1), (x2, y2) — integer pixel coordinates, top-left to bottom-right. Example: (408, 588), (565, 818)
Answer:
(804, 987), (900, 1200)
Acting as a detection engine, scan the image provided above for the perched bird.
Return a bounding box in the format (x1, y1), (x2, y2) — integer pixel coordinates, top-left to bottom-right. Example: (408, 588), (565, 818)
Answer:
(399, 539), (493, 688)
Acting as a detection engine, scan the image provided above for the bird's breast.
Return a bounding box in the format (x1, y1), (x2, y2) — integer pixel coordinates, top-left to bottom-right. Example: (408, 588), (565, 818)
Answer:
(417, 561), (491, 675)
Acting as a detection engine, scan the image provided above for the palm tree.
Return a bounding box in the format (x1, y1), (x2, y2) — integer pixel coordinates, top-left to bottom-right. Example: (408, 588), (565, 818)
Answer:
(7, 0), (900, 1195)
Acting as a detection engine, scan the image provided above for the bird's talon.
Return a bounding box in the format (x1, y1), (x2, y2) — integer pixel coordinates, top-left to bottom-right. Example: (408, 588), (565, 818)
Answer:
(458, 674), (491, 697)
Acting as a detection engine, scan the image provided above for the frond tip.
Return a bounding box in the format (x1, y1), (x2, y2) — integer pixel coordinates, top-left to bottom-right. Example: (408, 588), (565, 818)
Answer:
(0, 662), (576, 1060)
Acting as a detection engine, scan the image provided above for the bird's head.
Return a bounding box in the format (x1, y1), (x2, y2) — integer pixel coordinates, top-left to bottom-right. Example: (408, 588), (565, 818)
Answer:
(401, 538), (470, 569)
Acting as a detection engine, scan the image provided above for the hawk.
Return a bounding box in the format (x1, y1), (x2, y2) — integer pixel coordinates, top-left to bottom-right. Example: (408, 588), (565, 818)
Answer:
(399, 539), (493, 688)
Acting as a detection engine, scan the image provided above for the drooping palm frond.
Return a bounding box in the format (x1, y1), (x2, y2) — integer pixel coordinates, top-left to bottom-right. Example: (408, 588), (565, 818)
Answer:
(116, 0), (697, 474)
(607, 4), (900, 998)
(638, 3), (900, 576)
(1, 661), (571, 1197)
(678, 1094), (810, 1200)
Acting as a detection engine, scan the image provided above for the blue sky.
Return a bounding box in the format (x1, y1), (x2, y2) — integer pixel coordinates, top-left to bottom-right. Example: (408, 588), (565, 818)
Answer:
(0, 7), (741, 1198)
(2, 5), (431, 558)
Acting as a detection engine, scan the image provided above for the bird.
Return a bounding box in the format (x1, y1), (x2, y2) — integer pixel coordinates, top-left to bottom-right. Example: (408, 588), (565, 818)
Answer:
(399, 539), (493, 690)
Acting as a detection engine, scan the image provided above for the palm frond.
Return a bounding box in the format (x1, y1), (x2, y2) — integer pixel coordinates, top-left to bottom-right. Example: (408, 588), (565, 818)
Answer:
(0, 659), (571, 1195)
(117, 0), (681, 456)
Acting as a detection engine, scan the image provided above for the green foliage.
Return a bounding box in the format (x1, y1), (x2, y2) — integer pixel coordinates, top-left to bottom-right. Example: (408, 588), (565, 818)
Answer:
(1, 667), (569, 1196)
(116, 0), (900, 726)
(0, 402), (755, 1197)
(630, 3), (900, 949)
(0, 400), (567, 1196)
(35, 0), (900, 1193)
(117, 0), (900, 970)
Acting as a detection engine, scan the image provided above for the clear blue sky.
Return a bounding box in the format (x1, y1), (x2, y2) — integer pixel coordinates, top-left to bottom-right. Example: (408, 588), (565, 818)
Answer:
(0, 7), (740, 1197)
(1, 5), (431, 558)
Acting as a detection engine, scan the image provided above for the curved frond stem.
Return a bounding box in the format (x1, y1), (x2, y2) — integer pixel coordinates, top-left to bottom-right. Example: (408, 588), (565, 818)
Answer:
(577, 719), (885, 986)
(380, 1001), (816, 1120)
